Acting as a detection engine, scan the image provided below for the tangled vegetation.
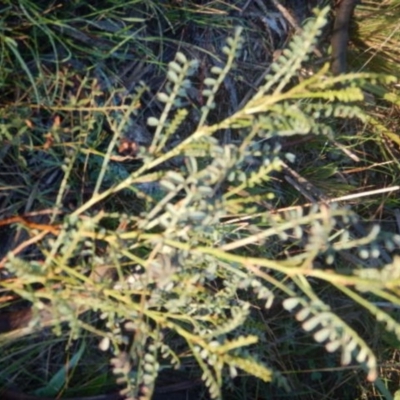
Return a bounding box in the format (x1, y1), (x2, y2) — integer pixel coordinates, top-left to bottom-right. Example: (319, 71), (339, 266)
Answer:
(1, 1), (400, 399)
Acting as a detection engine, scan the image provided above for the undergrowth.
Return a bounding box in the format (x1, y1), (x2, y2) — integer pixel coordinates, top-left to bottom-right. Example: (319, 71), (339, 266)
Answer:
(1, 1), (400, 400)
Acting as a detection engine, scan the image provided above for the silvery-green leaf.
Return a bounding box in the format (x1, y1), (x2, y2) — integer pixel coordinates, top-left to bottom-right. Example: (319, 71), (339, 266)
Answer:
(157, 92), (170, 103)
(222, 46), (230, 55)
(167, 70), (179, 84)
(226, 37), (234, 46)
(147, 117), (159, 127)
(211, 66), (223, 74)
(202, 89), (213, 97)
(166, 171), (185, 184)
(356, 347), (368, 363)
(295, 307), (311, 322)
(169, 61), (182, 73)
(204, 78), (217, 86)
(160, 180), (176, 191)
(175, 52), (187, 64)
(313, 328), (331, 343)
(302, 314), (325, 332)
(325, 340), (341, 353)
(282, 297), (300, 311)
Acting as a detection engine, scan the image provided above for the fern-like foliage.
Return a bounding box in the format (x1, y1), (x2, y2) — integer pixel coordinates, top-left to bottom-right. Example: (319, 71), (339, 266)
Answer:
(283, 295), (378, 381)
(1, 5), (400, 400)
